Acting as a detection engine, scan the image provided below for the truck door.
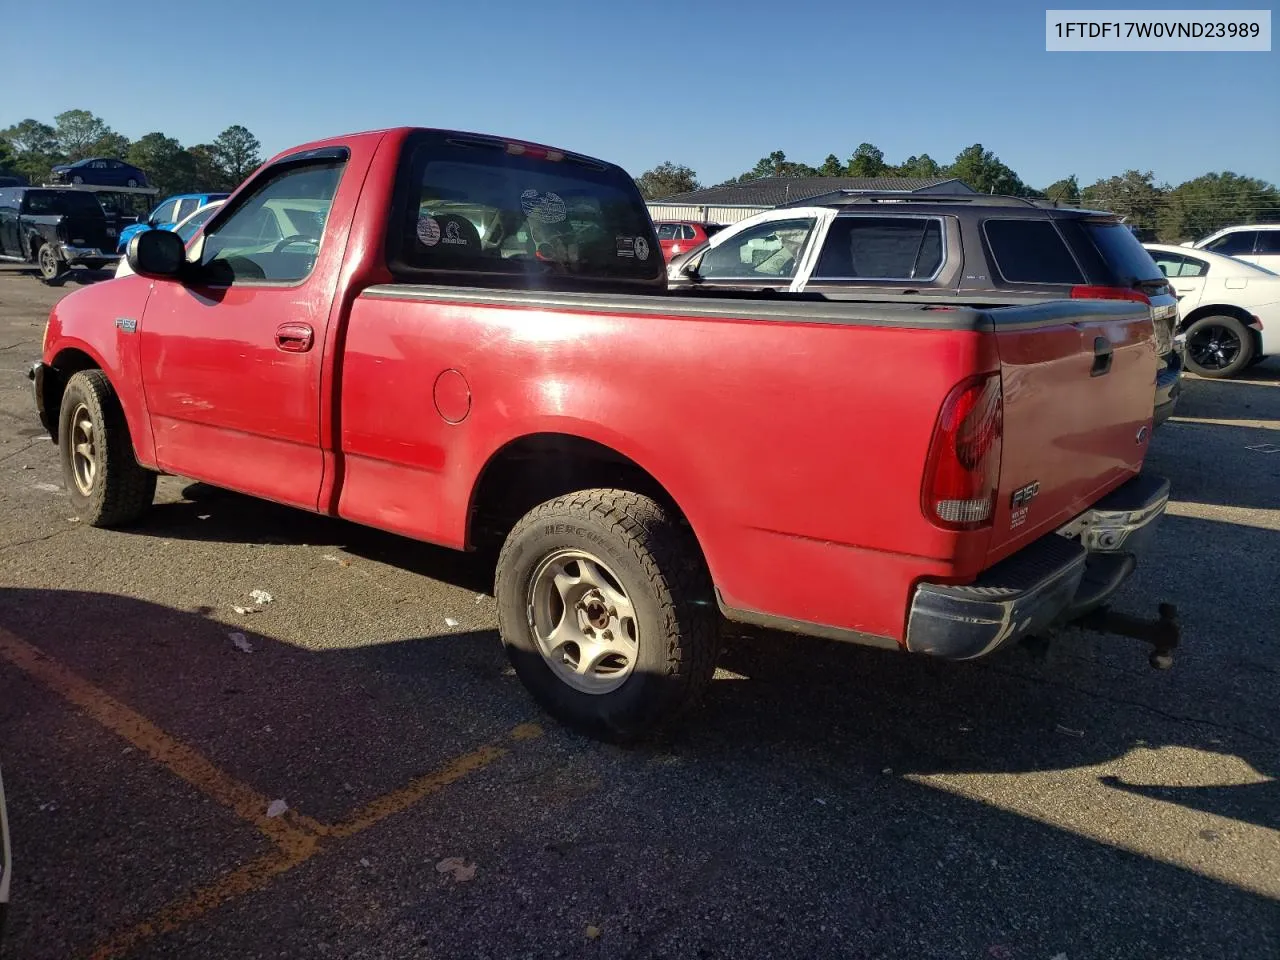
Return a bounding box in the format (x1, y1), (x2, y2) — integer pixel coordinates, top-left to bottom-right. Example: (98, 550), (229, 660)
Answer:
(138, 151), (349, 511)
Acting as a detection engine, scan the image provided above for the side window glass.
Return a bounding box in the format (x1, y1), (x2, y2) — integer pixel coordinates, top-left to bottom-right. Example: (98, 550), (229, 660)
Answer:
(1254, 231), (1280, 254)
(173, 199), (201, 222)
(699, 218), (816, 279)
(680, 224), (696, 241)
(200, 160), (344, 284)
(1206, 231), (1256, 255)
(984, 219), (1085, 284)
(150, 200), (178, 224)
(656, 223), (679, 241)
(813, 217), (944, 280)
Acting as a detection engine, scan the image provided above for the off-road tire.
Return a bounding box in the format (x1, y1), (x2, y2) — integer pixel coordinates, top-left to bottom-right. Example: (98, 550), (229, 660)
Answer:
(495, 489), (717, 741)
(58, 370), (156, 527)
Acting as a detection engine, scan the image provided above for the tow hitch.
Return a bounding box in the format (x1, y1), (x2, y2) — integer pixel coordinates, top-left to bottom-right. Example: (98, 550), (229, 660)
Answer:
(1074, 603), (1180, 669)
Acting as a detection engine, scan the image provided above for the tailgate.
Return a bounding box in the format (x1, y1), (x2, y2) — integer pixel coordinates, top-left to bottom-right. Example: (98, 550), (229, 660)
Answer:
(986, 301), (1156, 563)
(61, 214), (115, 251)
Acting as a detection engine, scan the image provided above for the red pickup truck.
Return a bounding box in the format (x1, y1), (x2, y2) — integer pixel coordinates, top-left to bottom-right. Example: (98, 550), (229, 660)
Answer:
(29, 127), (1175, 739)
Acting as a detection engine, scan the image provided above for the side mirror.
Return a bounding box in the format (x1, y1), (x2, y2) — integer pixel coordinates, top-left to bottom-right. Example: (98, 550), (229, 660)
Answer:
(127, 229), (185, 280)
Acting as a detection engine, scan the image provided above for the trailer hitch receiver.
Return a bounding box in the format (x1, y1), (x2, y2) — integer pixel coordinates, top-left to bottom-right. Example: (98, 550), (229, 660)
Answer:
(1074, 603), (1180, 669)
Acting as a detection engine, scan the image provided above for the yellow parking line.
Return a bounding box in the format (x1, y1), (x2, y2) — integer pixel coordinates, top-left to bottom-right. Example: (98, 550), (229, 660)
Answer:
(85, 848), (313, 960)
(0, 628), (314, 853)
(85, 731), (537, 959)
(0, 625), (545, 959)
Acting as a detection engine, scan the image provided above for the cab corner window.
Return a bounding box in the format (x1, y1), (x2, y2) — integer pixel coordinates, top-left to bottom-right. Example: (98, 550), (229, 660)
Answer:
(199, 159), (344, 284)
(699, 218), (816, 280)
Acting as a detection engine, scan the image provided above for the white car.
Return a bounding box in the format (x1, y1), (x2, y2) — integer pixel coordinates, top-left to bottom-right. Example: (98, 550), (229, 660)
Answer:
(115, 200), (225, 278)
(1146, 242), (1278, 378)
(1185, 224), (1280, 274)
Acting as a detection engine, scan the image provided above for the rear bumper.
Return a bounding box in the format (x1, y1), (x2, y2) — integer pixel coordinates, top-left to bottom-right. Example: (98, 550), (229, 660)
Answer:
(905, 473), (1169, 660)
(59, 244), (120, 265)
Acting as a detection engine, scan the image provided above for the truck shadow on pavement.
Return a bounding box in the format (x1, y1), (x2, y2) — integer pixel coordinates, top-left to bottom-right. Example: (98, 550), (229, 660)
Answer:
(1, 584), (1277, 960)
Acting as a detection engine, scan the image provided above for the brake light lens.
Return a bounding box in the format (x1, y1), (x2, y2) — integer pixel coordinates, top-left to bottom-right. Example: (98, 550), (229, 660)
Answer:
(505, 142), (564, 161)
(1070, 285), (1150, 304)
(922, 373), (1003, 529)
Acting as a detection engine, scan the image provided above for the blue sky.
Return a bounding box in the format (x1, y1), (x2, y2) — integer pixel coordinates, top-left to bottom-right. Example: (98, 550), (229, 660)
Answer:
(5, 0), (1277, 188)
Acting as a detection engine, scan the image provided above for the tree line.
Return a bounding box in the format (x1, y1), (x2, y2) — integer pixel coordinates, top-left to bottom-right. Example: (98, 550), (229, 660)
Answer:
(0, 109), (263, 196)
(636, 143), (1280, 243)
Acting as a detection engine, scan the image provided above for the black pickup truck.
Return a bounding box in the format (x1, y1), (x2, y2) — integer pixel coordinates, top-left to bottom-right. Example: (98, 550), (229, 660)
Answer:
(667, 194), (1184, 426)
(0, 186), (120, 282)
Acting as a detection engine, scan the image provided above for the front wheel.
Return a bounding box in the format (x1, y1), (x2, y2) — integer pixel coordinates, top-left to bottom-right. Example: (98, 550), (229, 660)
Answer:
(1184, 315), (1255, 378)
(495, 490), (717, 741)
(58, 371), (156, 527)
(126, 178), (138, 188)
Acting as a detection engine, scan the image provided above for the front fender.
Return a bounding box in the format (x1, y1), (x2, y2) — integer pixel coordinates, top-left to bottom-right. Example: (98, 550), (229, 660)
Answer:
(43, 279), (157, 468)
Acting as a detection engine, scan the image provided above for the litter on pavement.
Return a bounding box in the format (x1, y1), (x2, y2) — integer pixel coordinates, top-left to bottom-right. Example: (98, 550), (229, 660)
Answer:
(435, 857), (477, 882)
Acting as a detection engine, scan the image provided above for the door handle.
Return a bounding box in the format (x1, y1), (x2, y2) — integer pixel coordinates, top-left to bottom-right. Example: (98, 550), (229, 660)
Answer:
(1091, 336), (1113, 377)
(275, 322), (314, 353)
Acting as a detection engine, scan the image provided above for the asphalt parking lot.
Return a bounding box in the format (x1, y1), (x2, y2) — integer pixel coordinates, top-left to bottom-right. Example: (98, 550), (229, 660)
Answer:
(0, 266), (1277, 960)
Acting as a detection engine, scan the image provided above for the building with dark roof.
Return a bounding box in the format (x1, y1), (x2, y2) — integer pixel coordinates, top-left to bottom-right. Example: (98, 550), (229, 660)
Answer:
(648, 176), (976, 224)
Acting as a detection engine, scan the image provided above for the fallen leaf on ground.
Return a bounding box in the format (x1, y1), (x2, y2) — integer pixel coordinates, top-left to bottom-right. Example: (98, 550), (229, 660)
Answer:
(266, 799), (288, 818)
(444, 617), (460, 628)
(250, 589), (274, 605)
(228, 632), (253, 654)
(435, 857), (477, 882)
(1055, 724), (1085, 738)
(585, 925), (601, 940)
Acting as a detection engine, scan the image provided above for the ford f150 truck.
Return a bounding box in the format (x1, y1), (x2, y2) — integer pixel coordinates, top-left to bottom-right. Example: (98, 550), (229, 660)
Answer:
(28, 127), (1176, 739)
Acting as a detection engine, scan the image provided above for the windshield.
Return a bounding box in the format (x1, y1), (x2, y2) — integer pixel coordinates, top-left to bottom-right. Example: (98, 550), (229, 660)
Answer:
(21, 190), (105, 217)
(387, 132), (662, 289)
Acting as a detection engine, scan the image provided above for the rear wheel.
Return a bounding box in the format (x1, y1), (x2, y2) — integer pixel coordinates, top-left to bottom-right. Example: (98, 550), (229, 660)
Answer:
(495, 489), (717, 741)
(36, 244), (67, 284)
(58, 371), (156, 527)
(126, 178), (138, 188)
(72, 175), (84, 184)
(1184, 315), (1254, 378)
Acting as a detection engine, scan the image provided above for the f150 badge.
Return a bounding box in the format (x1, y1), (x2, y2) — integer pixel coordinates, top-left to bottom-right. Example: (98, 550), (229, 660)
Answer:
(1010, 481), (1040, 529)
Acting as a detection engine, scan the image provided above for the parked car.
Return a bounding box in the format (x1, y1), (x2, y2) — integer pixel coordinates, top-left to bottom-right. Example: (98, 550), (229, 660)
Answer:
(654, 220), (724, 260)
(116, 200), (224, 278)
(1187, 224), (1280, 274)
(1146, 242), (1277, 377)
(116, 193), (230, 252)
(50, 158), (148, 188)
(0, 186), (119, 281)
(31, 126), (1171, 739)
(667, 196), (1183, 427)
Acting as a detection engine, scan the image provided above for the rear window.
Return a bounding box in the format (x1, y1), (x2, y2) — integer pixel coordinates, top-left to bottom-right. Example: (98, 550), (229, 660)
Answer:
(984, 219), (1084, 284)
(813, 216), (944, 280)
(21, 190), (105, 217)
(387, 133), (662, 289)
(1083, 221), (1164, 282)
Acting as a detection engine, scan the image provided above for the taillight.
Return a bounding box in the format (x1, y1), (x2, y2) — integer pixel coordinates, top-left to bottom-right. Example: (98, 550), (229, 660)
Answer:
(505, 142), (564, 161)
(922, 373), (1003, 530)
(1070, 285), (1151, 304)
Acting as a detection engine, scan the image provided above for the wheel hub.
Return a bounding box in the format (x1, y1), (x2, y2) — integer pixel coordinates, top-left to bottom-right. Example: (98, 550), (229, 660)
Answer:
(527, 549), (640, 695)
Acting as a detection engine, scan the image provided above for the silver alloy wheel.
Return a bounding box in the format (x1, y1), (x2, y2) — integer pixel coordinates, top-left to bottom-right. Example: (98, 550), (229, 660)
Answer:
(69, 403), (97, 496)
(38, 245), (58, 278)
(527, 549), (640, 695)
